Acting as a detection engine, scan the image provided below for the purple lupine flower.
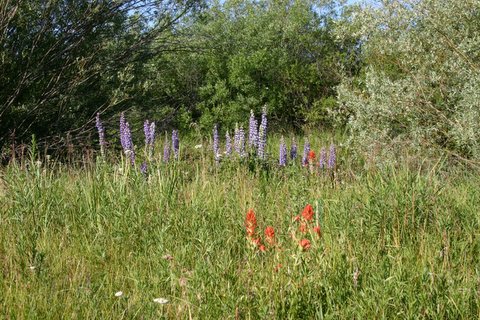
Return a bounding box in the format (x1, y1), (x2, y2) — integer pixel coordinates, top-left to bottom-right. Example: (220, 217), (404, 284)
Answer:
(144, 120), (155, 159)
(149, 121), (155, 155)
(144, 120), (151, 145)
(140, 161), (147, 175)
(290, 138), (297, 161)
(96, 113), (106, 157)
(172, 130), (179, 160)
(163, 135), (170, 163)
(119, 112), (134, 164)
(238, 127), (245, 158)
(213, 124), (220, 162)
(248, 110), (258, 148)
(143, 120), (156, 146)
(123, 122), (135, 165)
(120, 112), (127, 150)
(279, 136), (287, 167)
(319, 147), (327, 169)
(260, 106), (267, 133)
(257, 106), (267, 160)
(225, 130), (232, 156)
(238, 126), (246, 157)
(302, 139), (310, 166)
(258, 126), (266, 160)
(234, 123), (240, 154)
(328, 143), (336, 169)
(149, 122), (155, 142)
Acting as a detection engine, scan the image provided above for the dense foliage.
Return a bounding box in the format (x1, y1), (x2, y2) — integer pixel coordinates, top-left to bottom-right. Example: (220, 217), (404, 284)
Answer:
(1, 0), (479, 162)
(1, 0), (355, 149)
(336, 0), (480, 161)
(183, 0), (353, 130)
(0, 0), (202, 148)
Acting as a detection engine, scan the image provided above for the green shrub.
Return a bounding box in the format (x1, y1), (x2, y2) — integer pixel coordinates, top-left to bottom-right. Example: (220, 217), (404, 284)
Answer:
(335, 0), (480, 161)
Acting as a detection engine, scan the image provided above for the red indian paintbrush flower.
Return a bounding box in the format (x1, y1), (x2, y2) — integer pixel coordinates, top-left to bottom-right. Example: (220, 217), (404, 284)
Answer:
(313, 225), (321, 237)
(252, 238), (261, 246)
(301, 204), (314, 221)
(251, 237), (266, 252)
(299, 222), (307, 233)
(265, 226), (275, 245)
(300, 239), (311, 251)
(245, 209), (257, 237)
(308, 150), (316, 161)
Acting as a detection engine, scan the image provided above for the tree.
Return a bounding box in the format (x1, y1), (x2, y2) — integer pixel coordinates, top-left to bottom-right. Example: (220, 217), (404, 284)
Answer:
(0, 0), (202, 149)
(169, 0), (352, 131)
(336, 0), (480, 161)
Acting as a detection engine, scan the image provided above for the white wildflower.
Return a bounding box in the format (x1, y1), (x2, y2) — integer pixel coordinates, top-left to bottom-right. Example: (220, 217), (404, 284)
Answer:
(153, 298), (169, 304)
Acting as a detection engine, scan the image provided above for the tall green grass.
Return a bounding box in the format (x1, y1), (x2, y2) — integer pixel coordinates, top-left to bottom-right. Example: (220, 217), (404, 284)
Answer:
(1, 142), (479, 319)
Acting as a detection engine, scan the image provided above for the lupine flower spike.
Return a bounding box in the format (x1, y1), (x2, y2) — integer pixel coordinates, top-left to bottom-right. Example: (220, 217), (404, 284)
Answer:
(125, 123), (135, 165)
(328, 143), (336, 169)
(257, 106), (267, 160)
(144, 120), (151, 145)
(302, 139), (310, 166)
(95, 113), (106, 157)
(149, 121), (155, 144)
(119, 112), (129, 153)
(144, 120), (155, 158)
(279, 136), (287, 166)
(290, 138), (297, 161)
(163, 135), (170, 163)
(140, 161), (147, 175)
(143, 120), (155, 146)
(213, 124), (220, 162)
(172, 130), (179, 160)
(237, 126), (246, 158)
(319, 147), (327, 169)
(248, 110), (258, 149)
(119, 113), (134, 165)
(234, 123), (240, 155)
(119, 112), (126, 150)
(225, 130), (232, 156)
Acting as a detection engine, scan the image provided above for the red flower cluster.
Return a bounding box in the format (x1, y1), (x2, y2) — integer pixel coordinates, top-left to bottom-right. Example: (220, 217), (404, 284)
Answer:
(299, 222), (307, 233)
(300, 239), (311, 251)
(301, 204), (314, 221)
(245, 209), (257, 237)
(292, 204), (322, 251)
(252, 238), (266, 252)
(265, 226), (275, 245)
(245, 209), (274, 252)
(244, 204), (322, 254)
(308, 150), (316, 161)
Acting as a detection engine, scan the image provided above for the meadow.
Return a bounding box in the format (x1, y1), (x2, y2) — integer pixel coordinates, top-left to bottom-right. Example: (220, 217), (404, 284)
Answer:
(1, 129), (480, 319)
(2, 0), (479, 318)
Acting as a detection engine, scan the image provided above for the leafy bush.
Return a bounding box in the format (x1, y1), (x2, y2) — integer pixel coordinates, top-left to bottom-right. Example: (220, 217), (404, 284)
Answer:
(189, 0), (349, 131)
(335, 0), (480, 161)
